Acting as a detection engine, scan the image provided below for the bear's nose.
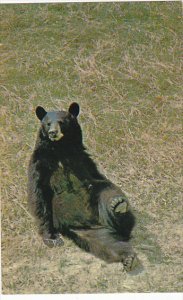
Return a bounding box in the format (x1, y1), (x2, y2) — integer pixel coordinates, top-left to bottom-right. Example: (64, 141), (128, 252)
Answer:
(49, 130), (58, 137)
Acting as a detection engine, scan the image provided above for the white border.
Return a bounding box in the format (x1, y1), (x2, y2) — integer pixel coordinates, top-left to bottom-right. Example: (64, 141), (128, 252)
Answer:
(1, 294), (183, 300)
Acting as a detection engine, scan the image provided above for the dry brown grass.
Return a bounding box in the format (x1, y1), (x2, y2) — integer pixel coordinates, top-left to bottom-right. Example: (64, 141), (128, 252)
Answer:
(1, 2), (182, 294)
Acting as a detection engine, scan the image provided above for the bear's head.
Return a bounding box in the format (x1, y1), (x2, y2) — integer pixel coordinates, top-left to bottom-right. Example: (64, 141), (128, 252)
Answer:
(36, 102), (80, 142)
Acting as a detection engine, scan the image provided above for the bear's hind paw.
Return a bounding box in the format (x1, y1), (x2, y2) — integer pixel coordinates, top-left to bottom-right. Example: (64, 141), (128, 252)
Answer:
(111, 196), (129, 214)
(122, 253), (139, 272)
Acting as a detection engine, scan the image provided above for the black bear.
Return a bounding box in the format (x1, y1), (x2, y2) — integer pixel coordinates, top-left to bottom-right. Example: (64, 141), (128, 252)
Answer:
(28, 102), (138, 271)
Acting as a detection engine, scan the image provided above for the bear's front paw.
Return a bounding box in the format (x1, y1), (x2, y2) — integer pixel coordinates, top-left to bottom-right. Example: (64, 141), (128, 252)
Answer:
(43, 233), (64, 248)
(111, 196), (129, 214)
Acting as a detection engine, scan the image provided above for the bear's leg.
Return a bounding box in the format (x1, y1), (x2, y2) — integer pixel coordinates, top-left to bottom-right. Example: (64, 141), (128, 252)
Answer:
(28, 181), (64, 248)
(69, 227), (139, 272)
(98, 191), (135, 240)
(39, 192), (64, 248)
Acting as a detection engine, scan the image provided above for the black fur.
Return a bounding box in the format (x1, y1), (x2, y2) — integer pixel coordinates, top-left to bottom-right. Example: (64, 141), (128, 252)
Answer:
(28, 103), (138, 271)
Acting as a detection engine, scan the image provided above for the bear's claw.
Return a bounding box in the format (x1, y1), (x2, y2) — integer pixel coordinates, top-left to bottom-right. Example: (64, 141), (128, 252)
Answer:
(111, 196), (129, 214)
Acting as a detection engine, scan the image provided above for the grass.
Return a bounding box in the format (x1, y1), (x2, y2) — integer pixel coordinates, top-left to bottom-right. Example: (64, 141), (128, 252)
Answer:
(1, 2), (182, 294)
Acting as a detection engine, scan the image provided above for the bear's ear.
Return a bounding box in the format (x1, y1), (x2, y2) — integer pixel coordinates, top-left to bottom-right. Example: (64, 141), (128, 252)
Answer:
(68, 102), (80, 117)
(36, 106), (47, 121)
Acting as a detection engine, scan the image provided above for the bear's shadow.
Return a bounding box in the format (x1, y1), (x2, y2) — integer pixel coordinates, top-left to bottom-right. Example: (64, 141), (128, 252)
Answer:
(131, 210), (165, 268)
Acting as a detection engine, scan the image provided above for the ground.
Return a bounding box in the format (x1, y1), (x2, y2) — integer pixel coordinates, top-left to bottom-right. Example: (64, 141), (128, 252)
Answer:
(1, 2), (182, 294)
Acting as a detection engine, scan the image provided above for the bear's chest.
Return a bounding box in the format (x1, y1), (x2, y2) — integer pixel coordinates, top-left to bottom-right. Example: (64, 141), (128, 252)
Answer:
(50, 161), (96, 229)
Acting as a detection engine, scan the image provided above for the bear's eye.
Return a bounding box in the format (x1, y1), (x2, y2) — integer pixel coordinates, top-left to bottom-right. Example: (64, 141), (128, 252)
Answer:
(47, 122), (51, 127)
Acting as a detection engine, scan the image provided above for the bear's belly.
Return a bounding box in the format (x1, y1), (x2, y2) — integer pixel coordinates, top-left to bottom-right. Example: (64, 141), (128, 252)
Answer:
(50, 164), (96, 229)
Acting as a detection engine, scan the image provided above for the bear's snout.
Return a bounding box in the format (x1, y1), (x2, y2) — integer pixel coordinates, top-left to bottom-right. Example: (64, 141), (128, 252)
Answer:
(49, 129), (58, 138)
(48, 123), (63, 141)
